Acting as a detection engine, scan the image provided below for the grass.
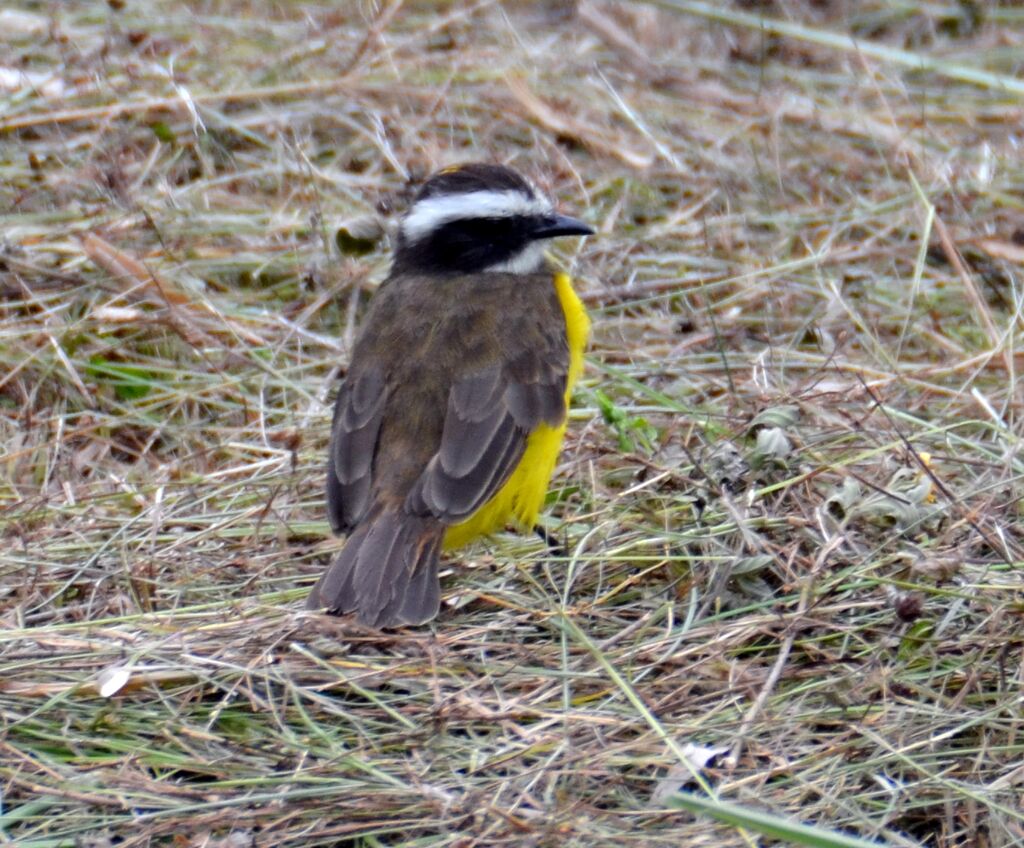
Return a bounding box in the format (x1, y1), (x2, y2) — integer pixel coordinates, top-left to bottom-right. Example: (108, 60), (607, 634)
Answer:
(2, 1), (1024, 845)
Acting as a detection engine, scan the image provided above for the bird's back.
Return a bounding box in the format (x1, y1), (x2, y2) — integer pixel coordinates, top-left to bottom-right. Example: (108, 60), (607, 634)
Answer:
(337, 268), (569, 515)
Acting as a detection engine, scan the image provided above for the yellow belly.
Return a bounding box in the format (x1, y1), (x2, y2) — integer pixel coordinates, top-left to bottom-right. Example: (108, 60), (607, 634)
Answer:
(442, 271), (589, 550)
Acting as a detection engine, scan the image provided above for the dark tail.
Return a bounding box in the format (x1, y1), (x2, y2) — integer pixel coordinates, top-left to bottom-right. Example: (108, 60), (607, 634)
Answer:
(307, 508), (444, 628)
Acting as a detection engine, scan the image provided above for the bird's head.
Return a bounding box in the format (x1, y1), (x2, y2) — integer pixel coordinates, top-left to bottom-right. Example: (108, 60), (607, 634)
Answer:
(394, 163), (593, 275)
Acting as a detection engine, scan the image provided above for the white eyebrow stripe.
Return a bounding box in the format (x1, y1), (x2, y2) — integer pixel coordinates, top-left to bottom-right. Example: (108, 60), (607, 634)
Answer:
(400, 190), (552, 243)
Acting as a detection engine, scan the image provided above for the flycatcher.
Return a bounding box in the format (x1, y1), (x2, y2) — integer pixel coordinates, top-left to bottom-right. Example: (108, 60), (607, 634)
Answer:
(308, 163), (593, 627)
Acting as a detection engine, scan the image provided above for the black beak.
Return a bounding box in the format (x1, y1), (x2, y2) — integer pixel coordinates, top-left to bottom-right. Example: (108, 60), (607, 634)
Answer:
(530, 213), (595, 240)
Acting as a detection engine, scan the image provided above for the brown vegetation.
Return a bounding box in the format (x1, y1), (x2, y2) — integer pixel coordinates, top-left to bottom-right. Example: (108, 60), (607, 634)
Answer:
(2, 1), (1023, 845)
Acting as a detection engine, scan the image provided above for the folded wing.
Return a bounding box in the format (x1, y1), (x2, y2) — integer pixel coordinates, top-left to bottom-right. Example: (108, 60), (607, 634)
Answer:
(406, 340), (568, 522)
(325, 367), (387, 533)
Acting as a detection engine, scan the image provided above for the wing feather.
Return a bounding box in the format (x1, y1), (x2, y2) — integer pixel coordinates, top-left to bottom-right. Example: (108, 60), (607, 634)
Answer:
(326, 367), (387, 532)
(406, 322), (569, 524)
(414, 414), (522, 519)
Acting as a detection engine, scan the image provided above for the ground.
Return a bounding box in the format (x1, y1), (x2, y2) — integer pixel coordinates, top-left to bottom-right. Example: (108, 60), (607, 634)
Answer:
(2, 1), (1023, 846)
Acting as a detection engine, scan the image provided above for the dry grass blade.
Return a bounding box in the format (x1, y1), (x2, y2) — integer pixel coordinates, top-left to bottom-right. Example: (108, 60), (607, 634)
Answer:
(82, 233), (192, 306)
(931, 217), (1005, 360)
(653, 0), (1024, 96)
(506, 75), (654, 169)
(82, 233), (268, 352)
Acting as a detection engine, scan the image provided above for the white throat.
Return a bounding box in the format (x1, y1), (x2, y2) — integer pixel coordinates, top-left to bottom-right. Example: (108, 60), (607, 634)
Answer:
(484, 240), (547, 274)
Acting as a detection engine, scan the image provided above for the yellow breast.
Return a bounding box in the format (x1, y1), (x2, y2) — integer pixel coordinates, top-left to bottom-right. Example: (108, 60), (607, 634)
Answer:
(442, 271), (589, 550)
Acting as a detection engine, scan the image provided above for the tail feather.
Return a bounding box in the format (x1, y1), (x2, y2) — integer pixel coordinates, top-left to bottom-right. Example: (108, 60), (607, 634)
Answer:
(308, 508), (444, 628)
(394, 531), (442, 624)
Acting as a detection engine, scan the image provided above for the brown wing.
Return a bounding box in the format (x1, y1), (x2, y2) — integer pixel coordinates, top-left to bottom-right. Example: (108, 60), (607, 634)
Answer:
(405, 327), (569, 523)
(325, 366), (387, 532)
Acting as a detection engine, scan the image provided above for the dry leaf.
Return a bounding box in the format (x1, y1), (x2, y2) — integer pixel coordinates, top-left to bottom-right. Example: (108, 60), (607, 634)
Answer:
(97, 665), (132, 698)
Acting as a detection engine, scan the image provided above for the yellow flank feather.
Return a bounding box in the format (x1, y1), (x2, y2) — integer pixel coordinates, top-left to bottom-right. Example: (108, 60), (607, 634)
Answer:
(443, 271), (589, 550)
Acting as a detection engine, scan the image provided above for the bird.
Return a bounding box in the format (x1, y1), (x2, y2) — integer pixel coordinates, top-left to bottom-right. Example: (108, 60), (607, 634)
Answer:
(307, 162), (594, 628)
